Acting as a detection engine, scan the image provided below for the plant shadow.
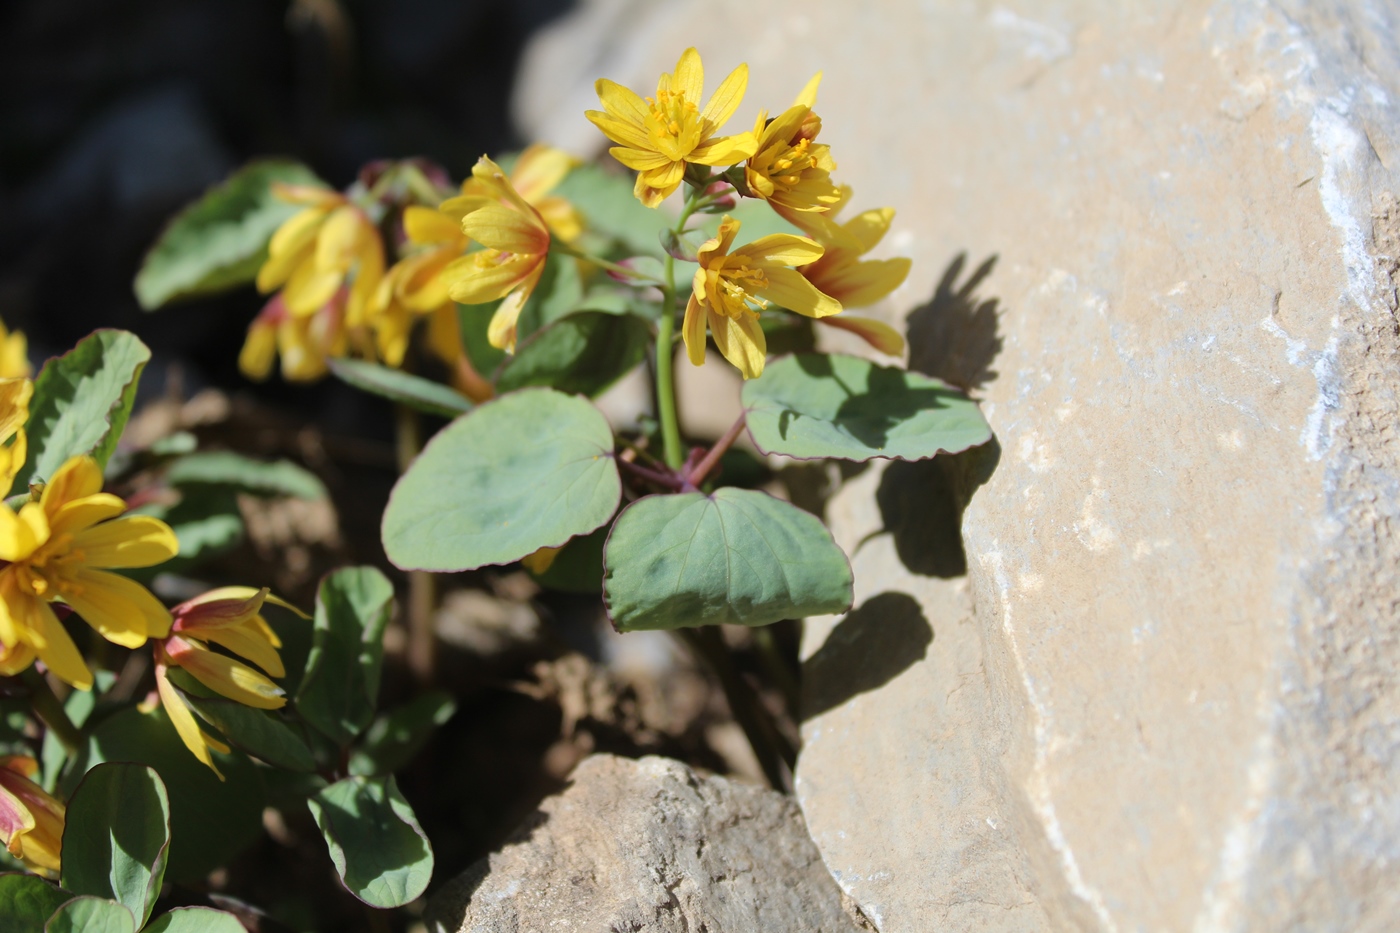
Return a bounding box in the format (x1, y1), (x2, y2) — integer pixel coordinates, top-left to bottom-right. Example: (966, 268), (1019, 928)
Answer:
(907, 252), (1003, 391)
(802, 592), (932, 720)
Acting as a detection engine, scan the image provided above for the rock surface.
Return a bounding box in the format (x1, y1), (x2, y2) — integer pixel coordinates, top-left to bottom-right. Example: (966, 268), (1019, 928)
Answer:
(425, 754), (862, 933)
(516, 2), (1400, 931)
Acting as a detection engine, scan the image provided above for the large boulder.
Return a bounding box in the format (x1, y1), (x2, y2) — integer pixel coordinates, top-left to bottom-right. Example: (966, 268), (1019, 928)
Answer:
(515, 2), (1400, 931)
(425, 754), (862, 932)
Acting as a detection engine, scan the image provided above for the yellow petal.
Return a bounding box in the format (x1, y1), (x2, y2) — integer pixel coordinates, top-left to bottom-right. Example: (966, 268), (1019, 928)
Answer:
(0, 378), (32, 440)
(202, 621), (285, 678)
(708, 309), (766, 380)
(593, 79), (652, 125)
(756, 266), (842, 319)
(510, 144), (577, 203)
(815, 257), (912, 308)
(71, 516), (179, 568)
(683, 292), (708, 367)
(0, 503), (46, 562)
(266, 207), (328, 265)
(669, 48), (704, 104)
(736, 234), (825, 267)
(587, 111), (654, 152)
(608, 146), (672, 172)
(794, 71), (822, 109)
(404, 206), (463, 245)
(42, 456), (103, 510)
(534, 197), (584, 244)
(48, 494), (128, 539)
(280, 261), (342, 317)
(0, 641), (36, 677)
(271, 183), (341, 207)
(156, 665), (224, 780)
(698, 216), (740, 264)
(181, 586), (306, 620)
(60, 568), (172, 646)
(701, 62), (748, 132)
(239, 318), (278, 381)
(816, 315), (907, 356)
(169, 638), (286, 710)
(27, 601), (92, 691)
(842, 207), (896, 253)
(459, 204), (550, 255)
(314, 206), (366, 272)
(688, 131), (758, 166)
(487, 286), (530, 353)
(444, 253), (537, 306)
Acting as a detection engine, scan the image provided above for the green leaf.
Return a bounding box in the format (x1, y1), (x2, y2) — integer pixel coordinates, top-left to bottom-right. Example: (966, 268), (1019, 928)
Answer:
(44, 897), (134, 933)
(60, 763), (170, 928)
(165, 451), (327, 499)
(181, 692), (317, 772)
(16, 330), (149, 489)
(307, 776), (433, 909)
(495, 311), (649, 398)
(526, 523), (608, 595)
(383, 389), (621, 572)
(0, 873), (71, 933)
(514, 252), (584, 342)
(742, 353), (993, 462)
(552, 163), (671, 256)
(603, 488), (854, 631)
(81, 708), (265, 884)
(143, 907), (247, 933)
(134, 160), (326, 310)
(295, 567), (395, 747)
(348, 691), (456, 777)
(328, 358), (473, 418)
(130, 486), (244, 577)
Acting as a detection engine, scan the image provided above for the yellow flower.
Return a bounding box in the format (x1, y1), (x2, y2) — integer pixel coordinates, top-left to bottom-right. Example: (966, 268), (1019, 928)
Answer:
(255, 185), (384, 327)
(745, 73), (841, 214)
(684, 215), (841, 379)
(366, 205), (470, 368)
(587, 48), (758, 208)
(0, 320), (31, 380)
(461, 144), (583, 243)
(154, 586), (307, 778)
(780, 187), (912, 310)
(438, 156), (554, 353)
(239, 290), (351, 383)
(0, 456), (179, 690)
(0, 756), (65, 873)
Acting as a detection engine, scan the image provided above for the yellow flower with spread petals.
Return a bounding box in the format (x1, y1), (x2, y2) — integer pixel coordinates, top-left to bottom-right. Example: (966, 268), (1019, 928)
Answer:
(587, 48), (758, 208)
(0, 319), (31, 380)
(438, 156), (553, 353)
(684, 216), (841, 380)
(255, 185), (384, 327)
(745, 73), (841, 214)
(239, 290), (351, 383)
(0, 756), (65, 873)
(0, 456), (179, 690)
(154, 586), (307, 778)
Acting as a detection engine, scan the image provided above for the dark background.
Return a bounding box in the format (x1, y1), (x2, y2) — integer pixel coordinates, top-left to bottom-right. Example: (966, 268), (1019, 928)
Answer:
(0, 0), (574, 429)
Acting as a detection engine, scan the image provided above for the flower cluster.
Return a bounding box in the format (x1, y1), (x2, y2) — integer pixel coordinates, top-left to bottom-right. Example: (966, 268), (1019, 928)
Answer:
(589, 49), (912, 378)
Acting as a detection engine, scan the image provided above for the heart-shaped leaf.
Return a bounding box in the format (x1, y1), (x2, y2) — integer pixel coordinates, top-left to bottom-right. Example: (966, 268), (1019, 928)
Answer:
(328, 358), (474, 419)
(383, 389), (621, 572)
(44, 897), (134, 933)
(17, 330), (149, 489)
(603, 488), (853, 631)
(495, 311), (650, 398)
(742, 352), (992, 462)
(134, 160), (326, 310)
(308, 775), (433, 909)
(59, 763), (170, 928)
(295, 567), (395, 747)
(143, 906), (247, 933)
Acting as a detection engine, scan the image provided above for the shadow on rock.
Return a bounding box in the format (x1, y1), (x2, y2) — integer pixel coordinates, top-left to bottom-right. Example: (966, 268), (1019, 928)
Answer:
(874, 438), (1002, 578)
(802, 592), (932, 721)
(907, 252), (1003, 391)
(423, 805), (556, 932)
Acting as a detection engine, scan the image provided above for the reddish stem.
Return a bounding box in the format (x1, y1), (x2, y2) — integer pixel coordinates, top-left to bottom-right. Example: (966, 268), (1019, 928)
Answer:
(682, 414), (748, 491)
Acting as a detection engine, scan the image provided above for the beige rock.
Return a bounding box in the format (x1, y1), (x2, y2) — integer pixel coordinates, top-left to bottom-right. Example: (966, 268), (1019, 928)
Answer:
(424, 753), (862, 932)
(516, 2), (1400, 931)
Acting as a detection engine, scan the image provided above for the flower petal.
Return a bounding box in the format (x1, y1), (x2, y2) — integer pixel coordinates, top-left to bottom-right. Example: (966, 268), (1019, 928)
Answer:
(587, 111), (654, 151)
(510, 144), (577, 203)
(736, 234), (825, 267)
(815, 257), (912, 308)
(608, 146), (672, 171)
(755, 266), (843, 318)
(459, 204), (550, 255)
(669, 48), (704, 104)
(0, 503), (46, 563)
(202, 620), (285, 678)
(683, 292), (708, 367)
(635, 160), (686, 207)
(174, 587), (267, 633)
(26, 600), (93, 691)
(42, 456), (103, 509)
(794, 71), (822, 108)
(708, 309), (767, 380)
(487, 285), (530, 353)
(60, 568), (172, 646)
(403, 206), (462, 245)
(688, 131), (758, 166)
(701, 62), (748, 131)
(443, 253), (536, 306)
(156, 664), (225, 780)
(282, 261), (343, 317)
(816, 315), (907, 356)
(71, 516), (179, 569)
(167, 638), (286, 710)
(842, 207), (896, 253)
(594, 79), (651, 125)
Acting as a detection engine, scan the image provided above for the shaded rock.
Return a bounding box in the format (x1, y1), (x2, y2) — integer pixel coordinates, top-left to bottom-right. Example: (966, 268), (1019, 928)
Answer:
(425, 753), (860, 933)
(517, 2), (1400, 931)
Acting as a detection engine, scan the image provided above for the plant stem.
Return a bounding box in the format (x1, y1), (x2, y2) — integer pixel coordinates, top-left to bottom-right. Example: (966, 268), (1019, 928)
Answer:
(616, 456), (684, 490)
(683, 413), (747, 490)
(21, 668), (81, 756)
(752, 625), (801, 718)
(676, 628), (793, 790)
(654, 293), (684, 470)
(394, 404), (436, 684)
(551, 243), (658, 283)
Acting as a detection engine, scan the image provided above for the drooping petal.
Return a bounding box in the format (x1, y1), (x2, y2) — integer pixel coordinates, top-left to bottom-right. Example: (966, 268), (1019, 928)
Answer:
(60, 568), (172, 645)
(487, 283), (530, 352)
(25, 600), (92, 691)
(688, 131), (759, 166)
(202, 620), (285, 678)
(816, 315), (907, 356)
(0, 760), (64, 872)
(701, 62), (749, 131)
(0, 781), (36, 859)
(0, 640), (36, 677)
(735, 233), (825, 267)
(754, 266), (843, 318)
(683, 291), (709, 367)
(165, 637), (286, 710)
(314, 206), (366, 272)
(281, 260), (343, 317)
(534, 196), (585, 244)
(173, 587), (268, 632)
(813, 257), (912, 308)
(668, 48), (704, 104)
(266, 207), (328, 267)
(635, 160), (687, 208)
(708, 308), (767, 380)
(155, 663), (225, 780)
(70, 515), (179, 568)
(443, 252), (538, 306)
(459, 204), (550, 255)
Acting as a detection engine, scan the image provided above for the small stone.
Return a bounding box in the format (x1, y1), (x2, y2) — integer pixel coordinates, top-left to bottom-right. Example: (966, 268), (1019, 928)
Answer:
(425, 754), (861, 933)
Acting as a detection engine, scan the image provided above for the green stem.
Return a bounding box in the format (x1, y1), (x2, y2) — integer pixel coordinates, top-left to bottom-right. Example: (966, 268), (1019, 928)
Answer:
(21, 668), (81, 756)
(655, 260), (684, 470)
(395, 404), (436, 684)
(551, 243), (658, 283)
